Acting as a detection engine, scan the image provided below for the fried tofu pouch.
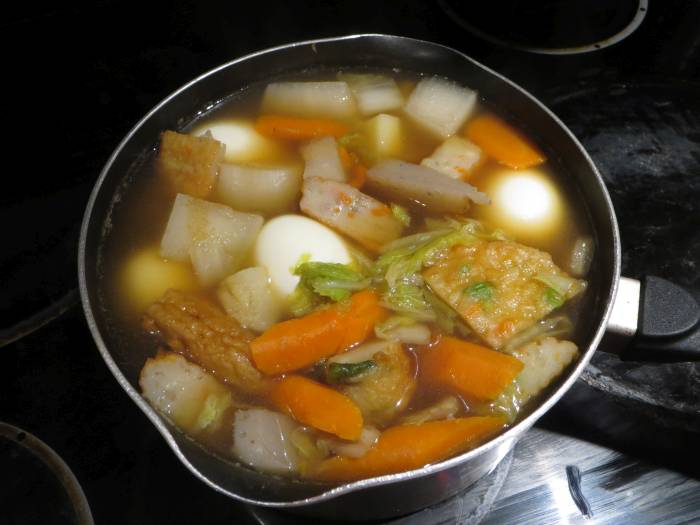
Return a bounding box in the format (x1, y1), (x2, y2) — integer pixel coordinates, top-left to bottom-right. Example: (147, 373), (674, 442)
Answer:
(424, 240), (585, 349)
(143, 289), (271, 395)
(157, 130), (225, 198)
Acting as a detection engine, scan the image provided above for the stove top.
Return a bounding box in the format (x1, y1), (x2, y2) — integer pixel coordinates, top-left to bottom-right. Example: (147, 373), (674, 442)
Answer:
(2, 1), (699, 523)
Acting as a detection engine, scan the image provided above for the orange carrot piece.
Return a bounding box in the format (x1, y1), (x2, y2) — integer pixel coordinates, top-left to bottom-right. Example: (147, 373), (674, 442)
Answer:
(349, 162), (367, 188)
(255, 115), (350, 141)
(250, 290), (387, 375)
(270, 375), (364, 440)
(421, 336), (523, 401)
(466, 114), (546, 169)
(337, 145), (353, 171)
(314, 416), (506, 481)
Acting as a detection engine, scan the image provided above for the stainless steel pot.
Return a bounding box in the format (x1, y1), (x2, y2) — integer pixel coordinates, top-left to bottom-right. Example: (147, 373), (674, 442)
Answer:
(78, 34), (699, 520)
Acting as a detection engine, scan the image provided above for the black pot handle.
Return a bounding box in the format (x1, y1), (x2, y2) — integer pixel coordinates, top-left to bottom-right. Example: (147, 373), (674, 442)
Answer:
(608, 276), (700, 362)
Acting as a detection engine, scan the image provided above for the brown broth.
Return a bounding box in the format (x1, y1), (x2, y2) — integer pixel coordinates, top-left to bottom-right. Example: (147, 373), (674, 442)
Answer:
(98, 68), (595, 480)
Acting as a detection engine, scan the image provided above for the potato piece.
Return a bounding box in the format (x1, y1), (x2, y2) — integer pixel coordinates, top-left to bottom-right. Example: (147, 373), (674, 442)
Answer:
(233, 408), (300, 475)
(404, 77), (477, 138)
(423, 240), (586, 349)
(366, 160), (489, 214)
(217, 267), (281, 332)
(190, 120), (287, 163)
(120, 246), (197, 312)
(160, 193), (263, 285)
(420, 136), (482, 179)
(333, 340), (415, 426)
(300, 136), (346, 182)
(214, 163), (302, 215)
(363, 113), (402, 161)
(143, 290), (271, 395)
(339, 74), (403, 116)
(140, 352), (233, 434)
(262, 81), (356, 120)
(300, 178), (403, 251)
(156, 130), (225, 198)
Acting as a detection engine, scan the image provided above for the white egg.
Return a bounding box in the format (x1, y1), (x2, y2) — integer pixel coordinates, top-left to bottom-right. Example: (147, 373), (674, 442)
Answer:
(121, 246), (197, 312)
(477, 168), (563, 238)
(254, 215), (352, 297)
(190, 120), (285, 163)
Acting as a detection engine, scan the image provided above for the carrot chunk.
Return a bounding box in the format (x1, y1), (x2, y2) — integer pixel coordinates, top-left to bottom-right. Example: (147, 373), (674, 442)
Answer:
(270, 375), (364, 440)
(250, 290), (387, 375)
(421, 336), (523, 401)
(349, 162), (368, 188)
(466, 115), (546, 169)
(337, 145), (353, 171)
(314, 416), (505, 481)
(255, 115), (350, 141)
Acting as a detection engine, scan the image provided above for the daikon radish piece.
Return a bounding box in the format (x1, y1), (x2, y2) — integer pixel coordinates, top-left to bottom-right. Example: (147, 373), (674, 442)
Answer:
(301, 136), (347, 182)
(215, 163), (302, 215)
(160, 193), (263, 285)
(300, 178), (404, 251)
(217, 267), (282, 332)
(233, 408), (300, 474)
(363, 113), (402, 161)
(366, 160), (490, 214)
(339, 73), (403, 116)
(140, 352), (233, 434)
(262, 82), (356, 120)
(404, 77), (477, 138)
(421, 136), (482, 179)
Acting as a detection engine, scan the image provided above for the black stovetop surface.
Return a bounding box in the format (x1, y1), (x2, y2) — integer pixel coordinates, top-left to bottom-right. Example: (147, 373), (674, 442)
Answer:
(1, 1), (699, 523)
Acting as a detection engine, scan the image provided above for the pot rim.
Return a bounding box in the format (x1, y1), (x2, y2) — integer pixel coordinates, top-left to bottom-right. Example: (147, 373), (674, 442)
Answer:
(78, 33), (621, 508)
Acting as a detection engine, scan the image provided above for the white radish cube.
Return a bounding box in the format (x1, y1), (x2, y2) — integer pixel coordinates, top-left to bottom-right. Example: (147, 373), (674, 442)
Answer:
(217, 267), (281, 332)
(140, 352), (231, 433)
(340, 73), (404, 116)
(300, 136), (347, 182)
(364, 113), (402, 161)
(215, 163), (302, 215)
(160, 193), (194, 261)
(233, 409), (300, 475)
(262, 81), (356, 120)
(404, 77), (477, 138)
(160, 193), (263, 285)
(421, 136), (482, 179)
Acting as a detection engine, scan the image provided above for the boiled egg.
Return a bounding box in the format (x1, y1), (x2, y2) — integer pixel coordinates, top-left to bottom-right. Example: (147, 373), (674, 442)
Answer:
(190, 120), (286, 163)
(121, 246), (197, 311)
(254, 215), (352, 297)
(476, 168), (563, 240)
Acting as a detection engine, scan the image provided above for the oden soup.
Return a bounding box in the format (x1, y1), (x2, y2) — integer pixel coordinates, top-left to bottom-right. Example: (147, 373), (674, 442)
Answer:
(99, 69), (594, 482)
